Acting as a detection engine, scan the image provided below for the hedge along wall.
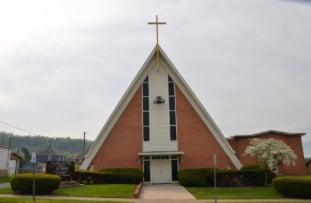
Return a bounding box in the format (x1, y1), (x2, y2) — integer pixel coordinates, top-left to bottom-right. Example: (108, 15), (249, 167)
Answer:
(178, 165), (275, 187)
(273, 176), (311, 198)
(10, 173), (61, 194)
(74, 168), (143, 184)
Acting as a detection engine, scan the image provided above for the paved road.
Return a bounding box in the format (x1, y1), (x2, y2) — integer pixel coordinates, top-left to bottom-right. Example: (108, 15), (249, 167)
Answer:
(0, 183), (9, 189)
(139, 184), (195, 200)
(0, 194), (311, 202)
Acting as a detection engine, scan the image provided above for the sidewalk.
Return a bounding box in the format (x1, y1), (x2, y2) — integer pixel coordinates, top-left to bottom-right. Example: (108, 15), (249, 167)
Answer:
(140, 184), (195, 200)
(0, 183), (9, 189)
(0, 194), (311, 202)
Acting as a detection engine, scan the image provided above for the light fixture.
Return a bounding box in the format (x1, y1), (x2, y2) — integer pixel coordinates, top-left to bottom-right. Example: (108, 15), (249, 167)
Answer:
(154, 96), (165, 104)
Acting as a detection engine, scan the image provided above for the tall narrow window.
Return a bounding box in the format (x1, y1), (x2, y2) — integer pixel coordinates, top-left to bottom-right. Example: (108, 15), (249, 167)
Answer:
(144, 160), (151, 182)
(143, 76), (150, 141)
(171, 159), (178, 181)
(168, 76), (177, 141)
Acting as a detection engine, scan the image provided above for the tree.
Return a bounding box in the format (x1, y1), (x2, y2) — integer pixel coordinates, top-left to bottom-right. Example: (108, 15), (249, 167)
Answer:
(17, 147), (32, 168)
(19, 147), (31, 161)
(244, 138), (297, 173)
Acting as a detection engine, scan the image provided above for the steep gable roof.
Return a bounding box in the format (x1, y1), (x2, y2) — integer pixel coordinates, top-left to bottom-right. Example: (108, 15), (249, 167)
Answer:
(230, 130), (305, 139)
(80, 45), (242, 170)
(37, 145), (58, 155)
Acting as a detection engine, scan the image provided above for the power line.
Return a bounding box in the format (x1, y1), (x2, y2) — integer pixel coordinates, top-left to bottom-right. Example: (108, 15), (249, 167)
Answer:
(0, 120), (36, 136)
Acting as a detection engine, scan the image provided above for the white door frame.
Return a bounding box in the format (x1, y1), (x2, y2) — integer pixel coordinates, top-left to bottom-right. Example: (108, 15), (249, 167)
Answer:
(143, 155), (179, 184)
(151, 159), (171, 183)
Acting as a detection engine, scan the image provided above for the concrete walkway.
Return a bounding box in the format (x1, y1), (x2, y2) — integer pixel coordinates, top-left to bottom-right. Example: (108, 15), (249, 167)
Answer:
(139, 184), (195, 200)
(0, 183), (9, 189)
(0, 194), (311, 202)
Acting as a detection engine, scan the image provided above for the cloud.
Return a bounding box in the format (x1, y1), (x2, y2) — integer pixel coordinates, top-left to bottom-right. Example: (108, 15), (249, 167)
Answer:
(0, 0), (310, 142)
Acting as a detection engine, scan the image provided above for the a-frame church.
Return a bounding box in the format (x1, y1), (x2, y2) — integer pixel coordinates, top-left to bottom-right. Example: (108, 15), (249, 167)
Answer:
(79, 16), (307, 183)
(80, 43), (243, 183)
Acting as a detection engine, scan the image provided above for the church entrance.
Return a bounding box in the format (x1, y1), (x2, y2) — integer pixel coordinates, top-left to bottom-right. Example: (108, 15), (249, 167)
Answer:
(151, 159), (171, 183)
(143, 155), (178, 184)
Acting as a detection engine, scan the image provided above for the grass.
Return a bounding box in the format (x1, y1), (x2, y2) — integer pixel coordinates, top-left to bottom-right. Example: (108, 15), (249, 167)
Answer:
(0, 184), (136, 198)
(0, 187), (12, 194)
(0, 198), (128, 203)
(55, 184), (135, 198)
(0, 176), (10, 183)
(186, 186), (282, 199)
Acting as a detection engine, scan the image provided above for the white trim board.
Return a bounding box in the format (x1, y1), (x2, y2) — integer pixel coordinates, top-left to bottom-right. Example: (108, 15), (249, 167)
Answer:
(80, 45), (242, 170)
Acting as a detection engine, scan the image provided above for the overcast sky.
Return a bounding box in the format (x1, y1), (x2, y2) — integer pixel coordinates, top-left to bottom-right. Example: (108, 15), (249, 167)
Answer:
(0, 0), (310, 142)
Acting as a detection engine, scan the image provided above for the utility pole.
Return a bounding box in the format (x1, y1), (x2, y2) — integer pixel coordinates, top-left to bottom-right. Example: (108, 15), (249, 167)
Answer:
(31, 152), (36, 202)
(213, 154), (217, 203)
(83, 131), (86, 159)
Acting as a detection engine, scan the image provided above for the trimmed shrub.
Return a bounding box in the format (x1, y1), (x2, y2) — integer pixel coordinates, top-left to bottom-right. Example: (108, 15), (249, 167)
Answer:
(241, 164), (266, 170)
(73, 170), (111, 184)
(178, 168), (214, 186)
(273, 176), (311, 198)
(215, 170), (241, 186)
(10, 173), (61, 194)
(240, 165), (276, 185)
(74, 168), (143, 184)
(100, 168), (143, 184)
(178, 166), (276, 187)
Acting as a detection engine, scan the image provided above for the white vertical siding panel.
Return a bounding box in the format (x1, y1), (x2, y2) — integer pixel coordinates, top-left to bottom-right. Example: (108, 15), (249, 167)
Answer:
(143, 61), (177, 152)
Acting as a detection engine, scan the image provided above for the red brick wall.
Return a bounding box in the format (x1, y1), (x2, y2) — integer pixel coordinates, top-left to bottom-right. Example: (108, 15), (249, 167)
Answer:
(228, 133), (306, 175)
(176, 86), (236, 170)
(92, 87), (142, 170)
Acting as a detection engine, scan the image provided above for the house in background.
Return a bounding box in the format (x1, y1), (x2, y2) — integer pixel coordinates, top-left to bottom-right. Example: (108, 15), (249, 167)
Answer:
(8, 152), (22, 175)
(0, 145), (10, 177)
(227, 130), (306, 175)
(36, 145), (66, 172)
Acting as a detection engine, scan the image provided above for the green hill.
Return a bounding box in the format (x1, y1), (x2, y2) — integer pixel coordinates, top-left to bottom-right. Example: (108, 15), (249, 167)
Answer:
(0, 131), (93, 157)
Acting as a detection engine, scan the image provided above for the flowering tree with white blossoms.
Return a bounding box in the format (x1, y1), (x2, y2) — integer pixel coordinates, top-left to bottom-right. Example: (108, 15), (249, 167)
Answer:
(244, 138), (297, 172)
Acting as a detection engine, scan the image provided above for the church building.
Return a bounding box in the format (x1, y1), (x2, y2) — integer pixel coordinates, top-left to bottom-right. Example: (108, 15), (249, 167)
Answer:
(80, 45), (307, 183)
(80, 45), (243, 183)
(80, 17), (307, 182)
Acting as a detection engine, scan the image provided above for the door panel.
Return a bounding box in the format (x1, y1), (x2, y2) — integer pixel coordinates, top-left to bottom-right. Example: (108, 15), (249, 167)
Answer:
(151, 159), (171, 183)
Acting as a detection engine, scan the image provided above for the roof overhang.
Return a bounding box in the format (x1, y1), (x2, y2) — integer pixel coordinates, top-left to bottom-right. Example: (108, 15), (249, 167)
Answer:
(230, 130), (306, 139)
(138, 151), (184, 156)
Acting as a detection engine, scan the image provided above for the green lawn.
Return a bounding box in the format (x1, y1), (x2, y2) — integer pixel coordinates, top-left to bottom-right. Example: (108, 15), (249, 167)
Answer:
(0, 198), (128, 203)
(55, 184), (135, 198)
(0, 184), (136, 198)
(0, 188), (12, 194)
(0, 176), (10, 183)
(186, 186), (282, 199)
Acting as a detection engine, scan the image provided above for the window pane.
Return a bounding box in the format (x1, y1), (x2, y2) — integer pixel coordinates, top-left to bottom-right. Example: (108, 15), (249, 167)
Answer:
(170, 111), (176, 125)
(143, 127), (149, 141)
(168, 83), (175, 96)
(171, 159), (178, 181)
(143, 112), (149, 126)
(144, 160), (151, 182)
(168, 76), (173, 82)
(170, 126), (177, 140)
(143, 97), (149, 111)
(169, 97), (175, 110)
(143, 83), (149, 96)
(144, 76), (149, 83)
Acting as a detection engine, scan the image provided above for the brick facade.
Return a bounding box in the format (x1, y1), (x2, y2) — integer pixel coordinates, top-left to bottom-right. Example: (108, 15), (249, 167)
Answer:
(175, 86), (236, 170)
(90, 83), (306, 176)
(91, 87), (142, 170)
(228, 132), (307, 175)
